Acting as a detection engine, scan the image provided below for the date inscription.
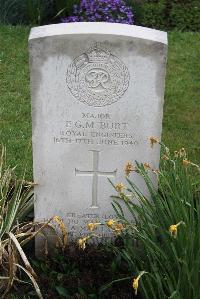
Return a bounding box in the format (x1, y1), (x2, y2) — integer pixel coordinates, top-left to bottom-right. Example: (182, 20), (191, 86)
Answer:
(53, 112), (139, 147)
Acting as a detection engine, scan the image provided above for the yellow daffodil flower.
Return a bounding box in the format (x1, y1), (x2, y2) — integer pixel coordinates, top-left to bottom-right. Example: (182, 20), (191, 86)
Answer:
(77, 236), (89, 250)
(125, 162), (134, 176)
(169, 221), (185, 238)
(183, 159), (191, 167)
(179, 148), (187, 158)
(133, 277), (139, 295)
(132, 271), (147, 296)
(115, 183), (125, 193)
(162, 154), (169, 161)
(169, 224), (178, 237)
(106, 219), (115, 228)
(53, 215), (68, 247)
(113, 223), (124, 235)
(183, 159), (200, 169)
(149, 136), (159, 148)
(143, 163), (151, 170)
(87, 222), (101, 231)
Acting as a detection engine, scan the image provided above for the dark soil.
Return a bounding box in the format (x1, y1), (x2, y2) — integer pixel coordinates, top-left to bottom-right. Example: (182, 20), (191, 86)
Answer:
(9, 240), (142, 299)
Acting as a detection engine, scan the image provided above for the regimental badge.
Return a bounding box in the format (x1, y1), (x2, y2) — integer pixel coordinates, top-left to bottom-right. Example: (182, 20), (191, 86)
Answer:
(66, 43), (130, 107)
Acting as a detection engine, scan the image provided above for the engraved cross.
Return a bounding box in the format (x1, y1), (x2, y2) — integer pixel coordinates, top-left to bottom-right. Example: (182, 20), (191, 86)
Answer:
(75, 150), (117, 208)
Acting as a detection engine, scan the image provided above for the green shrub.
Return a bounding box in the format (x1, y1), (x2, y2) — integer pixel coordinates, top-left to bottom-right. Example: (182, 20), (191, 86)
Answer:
(139, 1), (167, 30)
(0, 0), (75, 25)
(0, 0), (26, 24)
(0, 0), (55, 25)
(170, 1), (200, 31)
(133, 0), (200, 31)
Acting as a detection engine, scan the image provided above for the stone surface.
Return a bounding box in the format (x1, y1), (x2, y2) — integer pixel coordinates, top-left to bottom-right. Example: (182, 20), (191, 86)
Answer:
(29, 22), (167, 252)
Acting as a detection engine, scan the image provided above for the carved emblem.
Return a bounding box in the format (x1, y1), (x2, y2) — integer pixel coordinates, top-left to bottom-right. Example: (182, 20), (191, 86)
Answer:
(66, 43), (130, 107)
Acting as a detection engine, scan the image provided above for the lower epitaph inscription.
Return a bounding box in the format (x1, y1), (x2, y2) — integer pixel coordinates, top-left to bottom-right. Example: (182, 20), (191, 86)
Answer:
(66, 211), (117, 239)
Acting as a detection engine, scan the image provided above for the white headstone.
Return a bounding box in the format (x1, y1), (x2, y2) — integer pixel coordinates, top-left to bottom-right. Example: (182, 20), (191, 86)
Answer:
(29, 23), (167, 251)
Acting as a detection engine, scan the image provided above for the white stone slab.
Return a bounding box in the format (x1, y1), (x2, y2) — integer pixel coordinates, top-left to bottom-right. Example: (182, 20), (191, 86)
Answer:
(29, 23), (167, 251)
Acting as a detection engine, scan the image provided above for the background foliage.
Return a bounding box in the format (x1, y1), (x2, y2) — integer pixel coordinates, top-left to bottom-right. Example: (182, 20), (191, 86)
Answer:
(0, 0), (199, 31)
(134, 0), (200, 31)
(0, 0), (75, 25)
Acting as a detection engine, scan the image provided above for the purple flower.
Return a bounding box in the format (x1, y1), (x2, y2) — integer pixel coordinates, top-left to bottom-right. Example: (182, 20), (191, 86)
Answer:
(61, 0), (134, 25)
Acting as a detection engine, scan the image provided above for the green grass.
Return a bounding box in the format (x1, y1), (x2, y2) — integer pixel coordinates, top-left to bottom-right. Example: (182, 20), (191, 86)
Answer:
(163, 31), (200, 164)
(0, 26), (199, 179)
(0, 26), (32, 177)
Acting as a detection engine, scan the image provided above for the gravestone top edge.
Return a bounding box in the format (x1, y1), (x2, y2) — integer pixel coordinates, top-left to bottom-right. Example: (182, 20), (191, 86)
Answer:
(29, 22), (167, 45)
